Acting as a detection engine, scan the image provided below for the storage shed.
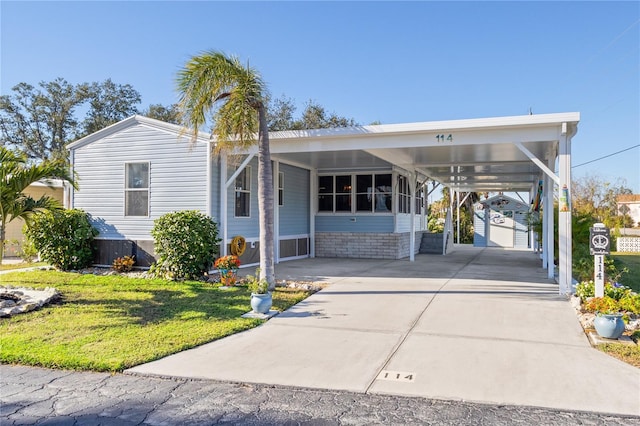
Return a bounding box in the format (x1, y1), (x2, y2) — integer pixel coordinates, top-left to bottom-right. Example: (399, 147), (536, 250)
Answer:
(473, 195), (530, 248)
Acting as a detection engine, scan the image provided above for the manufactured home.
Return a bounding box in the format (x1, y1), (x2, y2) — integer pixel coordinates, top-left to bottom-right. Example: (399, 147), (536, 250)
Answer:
(67, 112), (579, 294)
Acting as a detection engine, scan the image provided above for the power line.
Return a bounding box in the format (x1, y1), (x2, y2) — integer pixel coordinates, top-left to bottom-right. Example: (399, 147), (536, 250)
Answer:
(572, 144), (640, 168)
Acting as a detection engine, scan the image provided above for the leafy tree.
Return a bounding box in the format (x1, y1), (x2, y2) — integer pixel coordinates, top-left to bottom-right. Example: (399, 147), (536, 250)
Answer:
(0, 78), (89, 161)
(81, 79), (141, 135)
(266, 95), (296, 131)
(266, 96), (357, 131)
(0, 146), (76, 260)
(142, 103), (180, 124)
(0, 78), (141, 161)
(572, 173), (632, 229)
(176, 50), (276, 289)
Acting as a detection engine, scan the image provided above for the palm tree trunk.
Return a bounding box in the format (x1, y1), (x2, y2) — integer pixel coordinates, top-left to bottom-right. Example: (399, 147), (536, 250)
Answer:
(257, 104), (276, 289)
(0, 221), (6, 261)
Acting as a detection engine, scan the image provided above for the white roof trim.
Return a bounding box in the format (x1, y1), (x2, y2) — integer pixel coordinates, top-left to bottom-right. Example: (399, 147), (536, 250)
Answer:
(66, 115), (211, 150)
(269, 112), (580, 142)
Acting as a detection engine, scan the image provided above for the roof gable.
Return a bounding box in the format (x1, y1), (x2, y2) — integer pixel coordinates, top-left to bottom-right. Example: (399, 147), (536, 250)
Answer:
(67, 115), (210, 151)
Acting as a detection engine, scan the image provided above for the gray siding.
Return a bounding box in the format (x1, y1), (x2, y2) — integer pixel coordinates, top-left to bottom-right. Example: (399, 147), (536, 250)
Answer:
(315, 215), (394, 233)
(279, 163), (310, 235)
(73, 123), (209, 240)
(227, 157), (260, 238)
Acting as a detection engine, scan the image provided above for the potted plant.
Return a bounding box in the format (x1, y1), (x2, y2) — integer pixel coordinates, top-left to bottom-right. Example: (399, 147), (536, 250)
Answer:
(245, 268), (272, 314)
(593, 310), (626, 339)
(577, 281), (638, 340)
(214, 255), (240, 286)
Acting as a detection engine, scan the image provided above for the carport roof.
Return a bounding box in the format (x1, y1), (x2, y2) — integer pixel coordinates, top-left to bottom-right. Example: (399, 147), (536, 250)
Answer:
(269, 112), (580, 193)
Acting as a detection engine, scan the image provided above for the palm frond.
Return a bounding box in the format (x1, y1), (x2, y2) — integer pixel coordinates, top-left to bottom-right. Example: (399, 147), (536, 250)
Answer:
(176, 50), (266, 152)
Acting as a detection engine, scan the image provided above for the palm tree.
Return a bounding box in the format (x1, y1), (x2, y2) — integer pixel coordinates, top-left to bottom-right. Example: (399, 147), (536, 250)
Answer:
(0, 147), (76, 260)
(176, 51), (275, 289)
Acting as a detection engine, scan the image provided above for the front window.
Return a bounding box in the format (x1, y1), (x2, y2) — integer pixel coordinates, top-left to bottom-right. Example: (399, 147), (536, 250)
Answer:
(318, 173), (391, 213)
(125, 162), (149, 216)
(235, 167), (251, 217)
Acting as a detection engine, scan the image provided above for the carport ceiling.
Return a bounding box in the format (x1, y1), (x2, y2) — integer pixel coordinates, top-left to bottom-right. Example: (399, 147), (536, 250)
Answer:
(270, 112), (580, 193)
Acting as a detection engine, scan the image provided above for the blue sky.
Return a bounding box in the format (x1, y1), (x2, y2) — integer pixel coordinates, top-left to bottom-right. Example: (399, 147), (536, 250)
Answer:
(2, 1), (639, 192)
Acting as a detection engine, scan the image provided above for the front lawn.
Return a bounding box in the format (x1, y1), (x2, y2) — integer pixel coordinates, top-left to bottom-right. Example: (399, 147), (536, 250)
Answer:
(611, 252), (640, 293)
(0, 270), (311, 372)
(0, 261), (48, 271)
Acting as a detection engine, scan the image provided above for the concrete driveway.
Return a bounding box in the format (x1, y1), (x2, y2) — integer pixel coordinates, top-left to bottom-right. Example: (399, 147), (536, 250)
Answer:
(127, 247), (640, 416)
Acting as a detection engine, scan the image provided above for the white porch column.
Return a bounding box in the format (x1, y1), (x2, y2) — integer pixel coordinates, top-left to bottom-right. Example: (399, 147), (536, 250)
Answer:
(220, 154), (228, 257)
(409, 172), (416, 262)
(545, 156), (555, 280)
(273, 160), (280, 264)
(309, 169), (317, 258)
(558, 124), (575, 294)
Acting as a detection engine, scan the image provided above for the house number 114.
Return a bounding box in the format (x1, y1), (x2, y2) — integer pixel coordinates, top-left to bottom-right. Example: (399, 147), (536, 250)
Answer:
(436, 134), (453, 143)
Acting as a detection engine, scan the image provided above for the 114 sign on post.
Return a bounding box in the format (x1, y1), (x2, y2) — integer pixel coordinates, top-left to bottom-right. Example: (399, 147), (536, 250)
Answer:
(590, 224), (610, 297)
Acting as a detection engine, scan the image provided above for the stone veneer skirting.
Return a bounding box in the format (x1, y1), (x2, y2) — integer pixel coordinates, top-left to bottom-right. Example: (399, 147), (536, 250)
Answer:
(315, 232), (425, 259)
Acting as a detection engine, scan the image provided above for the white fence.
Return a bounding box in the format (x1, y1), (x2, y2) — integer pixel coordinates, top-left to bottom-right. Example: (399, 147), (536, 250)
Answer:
(617, 237), (640, 253)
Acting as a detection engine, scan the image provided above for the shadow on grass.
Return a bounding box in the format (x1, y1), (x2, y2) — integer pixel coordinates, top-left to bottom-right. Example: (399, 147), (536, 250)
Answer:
(71, 287), (253, 325)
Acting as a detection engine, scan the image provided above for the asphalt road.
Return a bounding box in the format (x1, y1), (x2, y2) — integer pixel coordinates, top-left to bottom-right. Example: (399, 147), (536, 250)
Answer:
(2, 365), (638, 425)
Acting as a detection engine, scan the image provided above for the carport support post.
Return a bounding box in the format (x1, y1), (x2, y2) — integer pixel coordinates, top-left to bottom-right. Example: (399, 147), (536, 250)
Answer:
(409, 172), (416, 261)
(557, 125), (574, 294)
(545, 155), (555, 280)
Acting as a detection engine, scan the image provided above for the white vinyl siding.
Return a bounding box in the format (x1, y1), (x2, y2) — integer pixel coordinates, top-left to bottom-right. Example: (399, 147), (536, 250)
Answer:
(72, 123), (208, 240)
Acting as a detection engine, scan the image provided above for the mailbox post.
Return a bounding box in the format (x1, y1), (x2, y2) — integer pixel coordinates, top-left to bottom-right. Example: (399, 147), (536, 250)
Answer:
(590, 223), (610, 297)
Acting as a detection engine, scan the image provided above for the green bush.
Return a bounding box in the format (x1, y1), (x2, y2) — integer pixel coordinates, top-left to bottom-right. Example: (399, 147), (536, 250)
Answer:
(25, 209), (98, 270)
(619, 294), (640, 314)
(575, 280), (595, 302)
(150, 210), (221, 280)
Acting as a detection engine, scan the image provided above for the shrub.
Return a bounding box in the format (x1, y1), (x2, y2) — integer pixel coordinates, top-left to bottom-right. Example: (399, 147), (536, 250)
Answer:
(16, 235), (38, 263)
(619, 294), (640, 315)
(575, 280), (633, 302)
(150, 210), (221, 280)
(583, 296), (619, 314)
(575, 280), (595, 302)
(25, 209), (98, 270)
(112, 255), (135, 273)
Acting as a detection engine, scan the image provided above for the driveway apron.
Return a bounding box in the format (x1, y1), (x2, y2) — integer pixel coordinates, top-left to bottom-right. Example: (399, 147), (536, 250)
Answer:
(127, 247), (640, 416)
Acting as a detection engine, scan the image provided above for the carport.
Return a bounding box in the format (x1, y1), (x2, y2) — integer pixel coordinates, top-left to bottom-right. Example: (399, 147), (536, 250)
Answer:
(267, 112), (580, 295)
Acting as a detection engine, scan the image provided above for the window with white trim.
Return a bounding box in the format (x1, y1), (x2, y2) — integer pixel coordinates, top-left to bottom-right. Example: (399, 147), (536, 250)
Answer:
(318, 173), (391, 213)
(415, 187), (424, 215)
(125, 162), (149, 216)
(398, 175), (410, 213)
(235, 167), (251, 217)
(278, 172), (284, 206)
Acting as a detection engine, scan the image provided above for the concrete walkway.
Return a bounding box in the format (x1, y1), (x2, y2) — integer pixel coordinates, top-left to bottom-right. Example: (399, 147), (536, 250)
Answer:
(128, 247), (640, 416)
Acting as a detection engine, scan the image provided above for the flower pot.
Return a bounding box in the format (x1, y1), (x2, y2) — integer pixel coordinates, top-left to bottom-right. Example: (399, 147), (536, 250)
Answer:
(250, 292), (272, 314)
(593, 313), (625, 339)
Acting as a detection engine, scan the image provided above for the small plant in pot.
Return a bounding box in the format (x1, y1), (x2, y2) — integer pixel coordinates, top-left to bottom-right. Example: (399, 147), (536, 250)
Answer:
(245, 268), (272, 314)
(577, 280), (639, 340)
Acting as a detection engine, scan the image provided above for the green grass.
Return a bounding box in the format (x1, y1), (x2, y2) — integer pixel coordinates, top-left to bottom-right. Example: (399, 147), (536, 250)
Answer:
(0, 270), (311, 372)
(0, 261), (48, 271)
(611, 252), (640, 293)
(598, 331), (640, 368)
